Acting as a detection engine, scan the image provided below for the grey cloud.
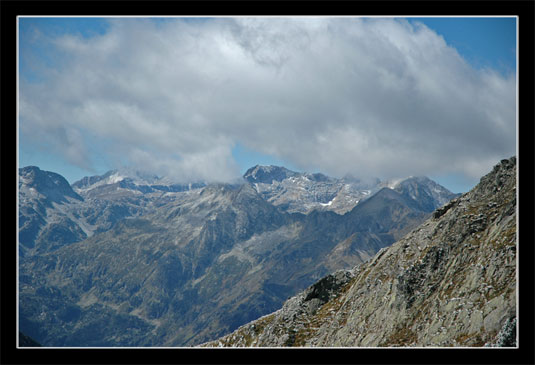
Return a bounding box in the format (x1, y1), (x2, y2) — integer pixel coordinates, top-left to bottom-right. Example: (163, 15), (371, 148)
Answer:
(19, 17), (516, 183)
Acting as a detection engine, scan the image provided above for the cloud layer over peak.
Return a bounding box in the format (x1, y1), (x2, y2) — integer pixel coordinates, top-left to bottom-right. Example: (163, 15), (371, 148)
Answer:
(19, 17), (516, 183)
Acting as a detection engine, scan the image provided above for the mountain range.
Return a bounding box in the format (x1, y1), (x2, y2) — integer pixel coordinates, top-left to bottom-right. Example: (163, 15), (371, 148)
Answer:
(201, 157), (517, 347)
(19, 164), (460, 346)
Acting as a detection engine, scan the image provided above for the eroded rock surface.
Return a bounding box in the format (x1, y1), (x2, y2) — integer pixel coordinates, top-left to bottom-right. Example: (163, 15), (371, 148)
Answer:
(202, 157), (517, 347)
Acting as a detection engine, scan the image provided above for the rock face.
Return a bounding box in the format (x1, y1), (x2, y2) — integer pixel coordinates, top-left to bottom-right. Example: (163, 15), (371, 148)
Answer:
(18, 165), (458, 347)
(72, 168), (206, 198)
(18, 166), (86, 256)
(386, 175), (459, 213)
(201, 157), (517, 347)
(18, 167), (204, 257)
(20, 166), (83, 203)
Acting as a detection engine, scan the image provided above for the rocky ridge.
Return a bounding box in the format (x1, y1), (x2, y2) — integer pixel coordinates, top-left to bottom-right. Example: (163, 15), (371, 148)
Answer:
(19, 166), (87, 256)
(18, 167), (205, 257)
(19, 165), (456, 259)
(244, 165), (457, 215)
(72, 168), (206, 198)
(383, 175), (458, 213)
(244, 165), (370, 214)
(201, 157), (517, 347)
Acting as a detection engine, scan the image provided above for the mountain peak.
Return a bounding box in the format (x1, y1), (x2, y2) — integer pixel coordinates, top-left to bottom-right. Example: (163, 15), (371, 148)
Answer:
(243, 165), (298, 184)
(71, 168), (161, 190)
(71, 167), (206, 198)
(376, 175), (458, 212)
(19, 166), (83, 203)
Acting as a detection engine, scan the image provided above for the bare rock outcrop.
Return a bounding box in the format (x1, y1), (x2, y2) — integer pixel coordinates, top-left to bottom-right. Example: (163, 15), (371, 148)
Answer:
(202, 157), (517, 347)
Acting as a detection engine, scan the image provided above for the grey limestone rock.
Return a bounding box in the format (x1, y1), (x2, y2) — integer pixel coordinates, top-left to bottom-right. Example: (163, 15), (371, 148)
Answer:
(201, 157), (517, 348)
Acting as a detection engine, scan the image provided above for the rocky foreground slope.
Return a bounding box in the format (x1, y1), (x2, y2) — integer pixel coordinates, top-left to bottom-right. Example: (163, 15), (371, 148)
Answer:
(201, 157), (517, 347)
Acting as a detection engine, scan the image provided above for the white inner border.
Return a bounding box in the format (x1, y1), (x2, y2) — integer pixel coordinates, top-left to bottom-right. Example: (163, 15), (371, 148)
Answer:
(15, 15), (520, 350)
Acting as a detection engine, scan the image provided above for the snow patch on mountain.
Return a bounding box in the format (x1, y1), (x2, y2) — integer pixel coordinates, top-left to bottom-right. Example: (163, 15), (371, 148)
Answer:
(320, 199), (334, 207)
(383, 177), (408, 190)
(243, 166), (456, 215)
(108, 172), (126, 184)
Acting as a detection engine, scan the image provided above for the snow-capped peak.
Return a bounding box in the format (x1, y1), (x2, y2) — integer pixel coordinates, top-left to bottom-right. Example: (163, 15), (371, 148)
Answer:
(383, 177), (407, 190)
(243, 165), (297, 184)
(107, 172), (126, 184)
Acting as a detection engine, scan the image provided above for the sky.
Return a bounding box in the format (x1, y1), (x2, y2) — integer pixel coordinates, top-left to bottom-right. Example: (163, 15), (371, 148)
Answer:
(18, 16), (517, 193)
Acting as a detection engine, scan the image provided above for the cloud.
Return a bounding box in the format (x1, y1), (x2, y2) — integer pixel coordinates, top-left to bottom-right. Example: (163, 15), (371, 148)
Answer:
(19, 17), (516, 183)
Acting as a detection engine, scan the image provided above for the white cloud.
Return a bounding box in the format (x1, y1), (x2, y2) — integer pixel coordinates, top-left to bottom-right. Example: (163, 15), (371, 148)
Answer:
(19, 17), (516, 183)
